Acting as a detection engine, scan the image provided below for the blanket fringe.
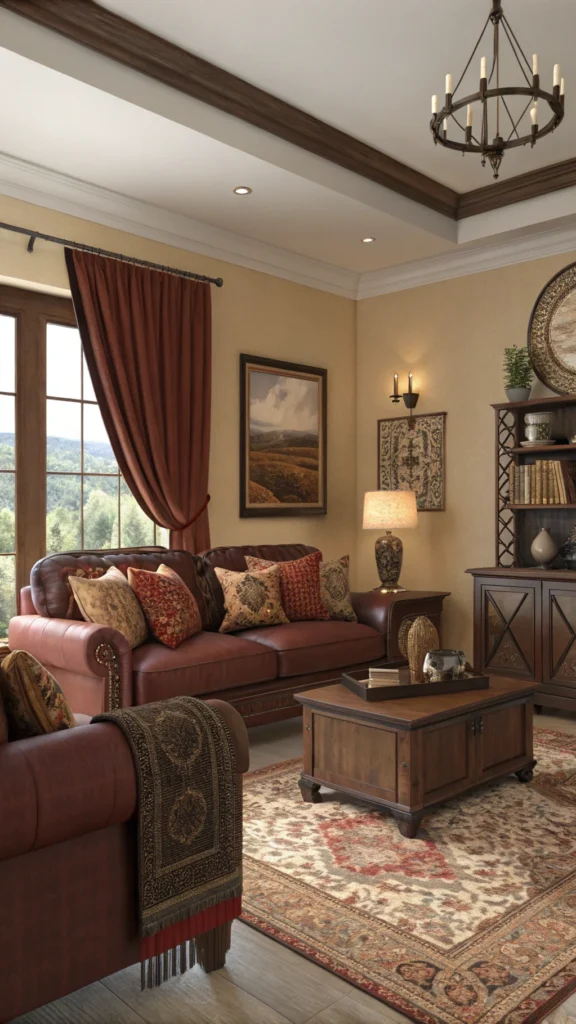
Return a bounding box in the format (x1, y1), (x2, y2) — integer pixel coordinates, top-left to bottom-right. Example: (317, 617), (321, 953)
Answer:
(140, 917), (234, 989)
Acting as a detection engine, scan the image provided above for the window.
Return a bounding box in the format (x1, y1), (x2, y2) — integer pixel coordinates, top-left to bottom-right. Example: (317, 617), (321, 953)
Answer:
(0, 285), (168, 628)
(45, 323), (166, 552)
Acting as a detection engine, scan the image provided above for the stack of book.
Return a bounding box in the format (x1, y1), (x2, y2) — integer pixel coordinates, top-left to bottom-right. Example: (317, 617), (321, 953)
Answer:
(509, 461), (576, 505)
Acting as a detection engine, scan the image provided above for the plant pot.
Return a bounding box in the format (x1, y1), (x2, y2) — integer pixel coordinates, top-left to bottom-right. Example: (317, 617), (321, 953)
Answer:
(506, 387), (531, 403)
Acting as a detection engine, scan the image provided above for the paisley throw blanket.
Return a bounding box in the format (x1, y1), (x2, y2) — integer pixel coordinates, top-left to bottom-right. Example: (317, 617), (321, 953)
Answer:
(93, 696), (242, 986)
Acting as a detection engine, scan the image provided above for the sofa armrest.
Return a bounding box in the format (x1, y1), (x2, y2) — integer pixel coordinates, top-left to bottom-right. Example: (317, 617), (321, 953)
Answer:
(208, 699), (249, 773)
(351, 591), (449, 661)
(8, 615), (132, 709)
(0, 723), (137, 862)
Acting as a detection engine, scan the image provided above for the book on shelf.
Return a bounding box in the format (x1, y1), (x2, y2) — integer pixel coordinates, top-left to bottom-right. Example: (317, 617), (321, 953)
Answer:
(508, 459), (576, 505)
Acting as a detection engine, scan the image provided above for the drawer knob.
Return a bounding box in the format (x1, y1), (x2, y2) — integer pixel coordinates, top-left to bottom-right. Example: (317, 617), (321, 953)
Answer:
(401, 761), (408, 768)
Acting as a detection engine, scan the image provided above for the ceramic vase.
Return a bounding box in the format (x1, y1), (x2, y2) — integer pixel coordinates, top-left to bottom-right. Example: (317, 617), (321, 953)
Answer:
(531, 527), (559, 568)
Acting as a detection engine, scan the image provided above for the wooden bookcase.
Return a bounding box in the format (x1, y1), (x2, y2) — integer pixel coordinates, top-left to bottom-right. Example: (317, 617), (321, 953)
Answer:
(467, 395), (576, 713)
(493, 394), (576, 568)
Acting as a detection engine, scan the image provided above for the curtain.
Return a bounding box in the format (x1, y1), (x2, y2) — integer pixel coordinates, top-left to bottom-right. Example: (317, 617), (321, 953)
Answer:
(65, 249), (211, 553)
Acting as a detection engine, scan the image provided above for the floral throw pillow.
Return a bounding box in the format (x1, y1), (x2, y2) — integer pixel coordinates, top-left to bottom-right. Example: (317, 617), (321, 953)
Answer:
(128, 565), (202, 649)
(0, 650), (76, 739)
(245, 551), (330, 622)
(319, 555), (357, 622)
(69, 566), (148, 649)
(214, 565), (289, 633)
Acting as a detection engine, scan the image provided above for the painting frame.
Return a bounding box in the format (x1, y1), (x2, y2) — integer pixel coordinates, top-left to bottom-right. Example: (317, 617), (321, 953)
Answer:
(377, 412), (446, 512)
(240, 354), (327, 518)
(528, 260), (576, 395)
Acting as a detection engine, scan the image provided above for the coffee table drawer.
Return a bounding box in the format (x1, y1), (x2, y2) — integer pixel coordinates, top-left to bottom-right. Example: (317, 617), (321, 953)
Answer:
(311, 711), (397, 802)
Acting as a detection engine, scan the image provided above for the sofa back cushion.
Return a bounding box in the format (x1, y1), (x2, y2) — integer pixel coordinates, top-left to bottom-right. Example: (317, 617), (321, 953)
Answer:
(30, 548), (218, 628)
(201, 545), (319, 628)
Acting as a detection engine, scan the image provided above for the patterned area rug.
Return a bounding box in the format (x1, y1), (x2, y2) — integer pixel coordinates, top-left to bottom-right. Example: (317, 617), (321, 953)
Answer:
(242, 729), (576, 1024)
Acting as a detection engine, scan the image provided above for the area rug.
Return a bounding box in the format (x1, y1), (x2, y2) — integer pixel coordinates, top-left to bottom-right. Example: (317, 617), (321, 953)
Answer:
(242, 729), (576, 1024)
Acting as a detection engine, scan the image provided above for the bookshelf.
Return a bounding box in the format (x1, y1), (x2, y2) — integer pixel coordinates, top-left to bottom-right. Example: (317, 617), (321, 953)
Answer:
(493, 394), (576, 568)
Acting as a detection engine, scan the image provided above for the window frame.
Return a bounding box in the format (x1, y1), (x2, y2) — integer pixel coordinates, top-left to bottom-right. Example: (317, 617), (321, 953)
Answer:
(0, 284), (163, 601)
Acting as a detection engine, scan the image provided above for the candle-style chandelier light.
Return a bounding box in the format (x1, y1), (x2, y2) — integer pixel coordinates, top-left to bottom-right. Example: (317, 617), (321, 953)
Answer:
(430, 0), (565, 179)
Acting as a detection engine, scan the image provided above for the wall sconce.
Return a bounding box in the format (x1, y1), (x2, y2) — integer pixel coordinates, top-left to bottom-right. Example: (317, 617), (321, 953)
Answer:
(390, 373), (420, 410)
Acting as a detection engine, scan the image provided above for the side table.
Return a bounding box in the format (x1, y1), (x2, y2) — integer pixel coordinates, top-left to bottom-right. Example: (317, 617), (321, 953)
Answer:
(351, 590), (450, 665)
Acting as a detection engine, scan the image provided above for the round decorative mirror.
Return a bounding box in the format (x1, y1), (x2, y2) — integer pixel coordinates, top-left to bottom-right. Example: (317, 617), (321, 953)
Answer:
(528, 262), (576, 394)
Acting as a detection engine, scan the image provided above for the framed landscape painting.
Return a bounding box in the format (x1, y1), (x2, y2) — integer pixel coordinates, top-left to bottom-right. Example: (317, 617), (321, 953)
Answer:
(240, 354), (327, 517)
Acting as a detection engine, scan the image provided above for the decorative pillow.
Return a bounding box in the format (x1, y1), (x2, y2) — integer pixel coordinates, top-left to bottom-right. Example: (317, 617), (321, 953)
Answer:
(319, 555), (357, 622)
(214, 565), (289, 633)
(69, 566), (148, 649)
(245, 551), (330, 622)
(128, 565), (202, 649)
(0, 651), (76, 739)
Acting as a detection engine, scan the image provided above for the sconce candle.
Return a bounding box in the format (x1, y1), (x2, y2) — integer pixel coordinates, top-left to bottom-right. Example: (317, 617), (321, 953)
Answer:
(408, 373), (413, 394)
(393, 373), (399, 397)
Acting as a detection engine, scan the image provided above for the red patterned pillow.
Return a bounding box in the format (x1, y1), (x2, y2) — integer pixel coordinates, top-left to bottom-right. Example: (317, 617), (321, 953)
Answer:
(245, 551), (329, 622)
(128, 564), (202, 648)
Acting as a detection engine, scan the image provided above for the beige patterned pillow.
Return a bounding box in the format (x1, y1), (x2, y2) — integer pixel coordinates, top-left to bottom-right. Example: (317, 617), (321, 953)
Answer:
(214, 565), (289, 633)
(319, 555), (357, 622)
(69, 566), (148, 649)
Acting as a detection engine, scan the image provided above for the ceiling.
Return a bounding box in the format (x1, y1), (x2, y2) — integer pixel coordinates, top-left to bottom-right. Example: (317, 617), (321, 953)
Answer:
(99, 0), (576, 191)
(0, 0), (575, 293)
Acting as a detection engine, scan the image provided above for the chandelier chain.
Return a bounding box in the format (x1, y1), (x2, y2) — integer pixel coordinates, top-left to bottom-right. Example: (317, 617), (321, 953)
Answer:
(453, 15), (491, 97)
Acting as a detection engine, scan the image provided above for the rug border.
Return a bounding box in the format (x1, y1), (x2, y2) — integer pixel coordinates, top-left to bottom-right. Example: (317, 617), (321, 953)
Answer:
(244, 729), (576, 1024)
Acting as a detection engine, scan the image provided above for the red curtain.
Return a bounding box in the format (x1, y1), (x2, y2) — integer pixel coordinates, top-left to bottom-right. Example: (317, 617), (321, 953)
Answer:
(66, 249), (211, 553)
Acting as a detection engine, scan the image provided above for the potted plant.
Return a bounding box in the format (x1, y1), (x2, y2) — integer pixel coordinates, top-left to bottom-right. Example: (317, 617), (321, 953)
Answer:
(503, 345), (532, 402)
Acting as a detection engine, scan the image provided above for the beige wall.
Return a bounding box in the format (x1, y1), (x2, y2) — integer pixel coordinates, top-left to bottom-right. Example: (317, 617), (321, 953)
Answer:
(0, 194), (357, 566)
(356, 252), (576, 655)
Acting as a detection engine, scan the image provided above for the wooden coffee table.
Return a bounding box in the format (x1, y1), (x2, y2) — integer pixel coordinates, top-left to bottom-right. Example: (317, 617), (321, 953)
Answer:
(295, 677), (537, 838)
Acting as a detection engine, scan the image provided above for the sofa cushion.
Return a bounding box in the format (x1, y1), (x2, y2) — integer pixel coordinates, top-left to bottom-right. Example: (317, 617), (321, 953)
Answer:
(30, 548), (220, 629)
(202, 545), (319, 626)
(214, 565), (288, 633)
(237, 621), (386, 678)
(132, 632), (278, 704)
(69, 566), (148, 649)
(245, 552), (330, 622)
(128, 565), (202, 648)
(0, 651), (77, 739)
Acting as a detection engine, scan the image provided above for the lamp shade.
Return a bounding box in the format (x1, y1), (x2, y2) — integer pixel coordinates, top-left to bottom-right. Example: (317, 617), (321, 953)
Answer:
(363, 490), (418, 530)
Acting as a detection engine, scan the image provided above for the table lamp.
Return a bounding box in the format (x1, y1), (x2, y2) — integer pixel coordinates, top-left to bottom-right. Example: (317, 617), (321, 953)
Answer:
(363, 490), (418, 592)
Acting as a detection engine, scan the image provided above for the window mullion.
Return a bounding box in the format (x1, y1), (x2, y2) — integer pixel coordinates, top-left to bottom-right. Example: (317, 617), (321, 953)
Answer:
(15, 309), (46, 594)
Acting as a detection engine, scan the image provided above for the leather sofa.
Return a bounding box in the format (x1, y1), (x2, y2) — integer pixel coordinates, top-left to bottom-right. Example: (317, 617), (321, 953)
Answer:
(0, 699), (249, 1023)
(9, 544), (447, 726)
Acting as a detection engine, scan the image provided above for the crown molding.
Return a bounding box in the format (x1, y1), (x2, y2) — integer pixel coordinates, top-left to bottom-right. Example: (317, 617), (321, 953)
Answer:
(357, 223), (576, 298)
(0, 153), (359, 299)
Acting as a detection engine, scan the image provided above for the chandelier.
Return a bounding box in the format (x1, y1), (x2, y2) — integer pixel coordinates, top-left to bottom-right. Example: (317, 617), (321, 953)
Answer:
(430, 0), (565, 179)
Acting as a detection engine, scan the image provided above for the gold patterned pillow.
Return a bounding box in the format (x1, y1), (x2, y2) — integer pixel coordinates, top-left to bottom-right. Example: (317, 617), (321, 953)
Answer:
(319, 555), (357, 622)
(0, 650), (76, 739)
(69, 566), (148, 649)
(214, 565), (289, 633)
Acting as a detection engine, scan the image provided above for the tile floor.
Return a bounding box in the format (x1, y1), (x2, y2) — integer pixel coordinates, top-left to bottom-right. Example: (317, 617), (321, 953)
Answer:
(13, 709), (576, 1024)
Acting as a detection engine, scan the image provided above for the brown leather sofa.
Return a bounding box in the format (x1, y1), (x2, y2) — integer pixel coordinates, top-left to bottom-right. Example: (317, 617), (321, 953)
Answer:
(0, 699), (248, 1023)
(9, 544), (447, 726)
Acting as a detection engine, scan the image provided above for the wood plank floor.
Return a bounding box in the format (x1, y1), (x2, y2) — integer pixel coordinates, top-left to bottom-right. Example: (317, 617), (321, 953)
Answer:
(13, 711), (576, 1024)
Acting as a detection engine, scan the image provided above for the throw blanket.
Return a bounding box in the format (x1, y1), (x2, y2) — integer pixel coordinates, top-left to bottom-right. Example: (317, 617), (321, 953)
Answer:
(92, 696), (242, 987)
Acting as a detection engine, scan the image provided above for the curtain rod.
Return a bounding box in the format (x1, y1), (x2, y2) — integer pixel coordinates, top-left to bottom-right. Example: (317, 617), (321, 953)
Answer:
(0, 220), (224, 287)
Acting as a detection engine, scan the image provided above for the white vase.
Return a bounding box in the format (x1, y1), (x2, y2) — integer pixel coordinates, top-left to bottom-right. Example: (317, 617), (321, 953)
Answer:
(531, 528), (558, 568)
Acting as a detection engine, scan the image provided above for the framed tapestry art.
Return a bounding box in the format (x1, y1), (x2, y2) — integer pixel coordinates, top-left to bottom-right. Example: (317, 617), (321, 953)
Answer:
(378, 413), (446, 511)
(528, 260), (576, 395)
(240, 354), (327, 517)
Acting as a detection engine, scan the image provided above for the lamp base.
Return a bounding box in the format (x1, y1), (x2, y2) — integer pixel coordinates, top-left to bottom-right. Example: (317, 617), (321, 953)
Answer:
(375, 531), (404, 590)
(373, 584), (406, 594)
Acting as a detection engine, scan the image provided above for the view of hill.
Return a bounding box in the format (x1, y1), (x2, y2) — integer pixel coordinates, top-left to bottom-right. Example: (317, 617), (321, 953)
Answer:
(248, 429), (320, 505)
(0, 433), (159, 633)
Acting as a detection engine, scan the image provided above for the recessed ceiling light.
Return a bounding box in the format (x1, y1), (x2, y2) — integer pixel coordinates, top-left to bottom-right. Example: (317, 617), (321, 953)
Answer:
(362, 236), (376, 243)
(233, 186), (252, 195)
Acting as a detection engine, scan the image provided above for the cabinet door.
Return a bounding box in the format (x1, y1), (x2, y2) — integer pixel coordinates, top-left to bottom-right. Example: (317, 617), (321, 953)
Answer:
(419, 715), (477, 807)
(475, 700), (532, 784)
(542, 583), (576, 691)
(475, 578), (540, 681)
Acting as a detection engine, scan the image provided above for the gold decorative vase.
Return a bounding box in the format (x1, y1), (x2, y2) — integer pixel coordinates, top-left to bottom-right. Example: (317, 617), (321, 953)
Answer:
(406, 616), (440, 683)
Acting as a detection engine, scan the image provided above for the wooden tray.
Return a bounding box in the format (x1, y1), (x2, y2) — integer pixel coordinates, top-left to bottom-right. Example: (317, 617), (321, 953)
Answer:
(341, 671), (490, 701)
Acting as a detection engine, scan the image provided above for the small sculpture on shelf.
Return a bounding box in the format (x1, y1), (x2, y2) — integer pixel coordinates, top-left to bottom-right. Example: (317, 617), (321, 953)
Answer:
(560, 525), (576, 569)
(531, 527), (559, 568)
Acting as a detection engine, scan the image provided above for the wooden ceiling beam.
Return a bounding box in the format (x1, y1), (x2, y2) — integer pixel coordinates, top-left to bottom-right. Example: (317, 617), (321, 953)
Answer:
(1, 0), (575, 222)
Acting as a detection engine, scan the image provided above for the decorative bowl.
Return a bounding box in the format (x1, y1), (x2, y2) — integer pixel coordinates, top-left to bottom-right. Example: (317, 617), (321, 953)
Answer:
(423, 649), (467, 682)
